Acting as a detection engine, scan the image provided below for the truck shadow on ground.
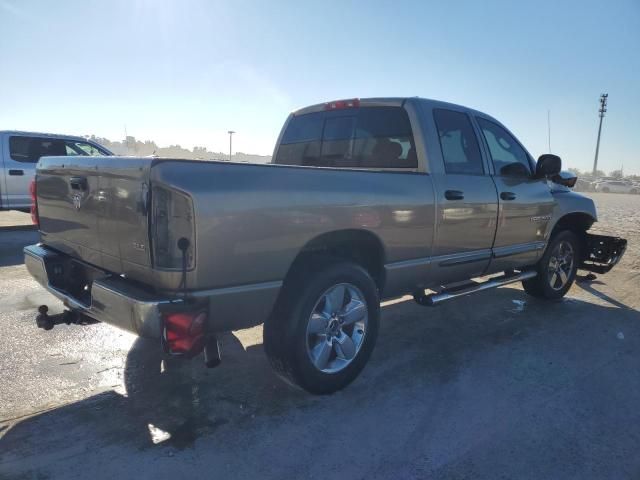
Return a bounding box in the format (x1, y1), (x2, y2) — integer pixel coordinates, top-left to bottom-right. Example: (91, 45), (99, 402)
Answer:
(2, 283), (639, 474)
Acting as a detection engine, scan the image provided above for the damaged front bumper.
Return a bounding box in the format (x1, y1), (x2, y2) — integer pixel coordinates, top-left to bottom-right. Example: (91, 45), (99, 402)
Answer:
(580, 233), (627, 274)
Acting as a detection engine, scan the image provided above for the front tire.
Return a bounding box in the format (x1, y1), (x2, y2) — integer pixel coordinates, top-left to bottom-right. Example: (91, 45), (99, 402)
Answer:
(522, 230), (580, 300)
(264, 258), (380, 394)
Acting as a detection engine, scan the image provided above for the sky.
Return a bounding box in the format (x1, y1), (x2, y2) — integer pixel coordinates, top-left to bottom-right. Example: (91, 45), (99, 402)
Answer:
(0, 0), (638, 174)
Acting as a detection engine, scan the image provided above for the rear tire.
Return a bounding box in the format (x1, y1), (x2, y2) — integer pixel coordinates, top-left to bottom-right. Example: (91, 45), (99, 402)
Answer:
(602, 187), (610, 193)
(264, 258), (380, 394)
(522, 230), (580, 300)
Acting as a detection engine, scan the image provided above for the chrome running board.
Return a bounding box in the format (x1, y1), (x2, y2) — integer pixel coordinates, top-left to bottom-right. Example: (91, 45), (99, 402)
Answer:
(413, 270), (537, 306)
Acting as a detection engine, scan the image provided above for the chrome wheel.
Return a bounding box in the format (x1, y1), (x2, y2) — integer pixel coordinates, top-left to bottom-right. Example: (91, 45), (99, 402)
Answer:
(547, 240), (574, 290)
(305, 283), (368, 374)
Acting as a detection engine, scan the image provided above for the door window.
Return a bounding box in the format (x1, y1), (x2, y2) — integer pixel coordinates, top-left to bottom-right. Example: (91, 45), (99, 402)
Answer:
(476, 118), (532, 177)
(9, 136), (66, 162)
(433, 109), (484, 175)
(64, 140), (107, 156)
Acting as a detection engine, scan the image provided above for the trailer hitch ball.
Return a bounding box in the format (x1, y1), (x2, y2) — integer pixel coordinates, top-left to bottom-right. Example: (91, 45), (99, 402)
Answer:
(36, 305), (54, 331)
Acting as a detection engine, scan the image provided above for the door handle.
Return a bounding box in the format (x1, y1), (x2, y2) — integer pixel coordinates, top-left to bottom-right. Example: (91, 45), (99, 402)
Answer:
(444, 190), (465, 201)
(70, 176), (88, 191)
(501, 191), (516, 201)
(8, 169), (24, 176)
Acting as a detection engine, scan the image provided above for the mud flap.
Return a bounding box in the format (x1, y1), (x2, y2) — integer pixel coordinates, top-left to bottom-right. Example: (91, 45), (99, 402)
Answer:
(580, 233), (627, 274)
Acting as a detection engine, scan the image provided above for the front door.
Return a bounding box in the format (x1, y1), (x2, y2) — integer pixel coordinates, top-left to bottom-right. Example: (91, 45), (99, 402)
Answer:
(474, 116), (554, 273)
(429, 108), (498, 285)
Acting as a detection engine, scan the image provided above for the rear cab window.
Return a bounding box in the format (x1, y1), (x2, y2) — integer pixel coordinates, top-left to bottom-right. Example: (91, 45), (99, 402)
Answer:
(275, 106), (417, 169)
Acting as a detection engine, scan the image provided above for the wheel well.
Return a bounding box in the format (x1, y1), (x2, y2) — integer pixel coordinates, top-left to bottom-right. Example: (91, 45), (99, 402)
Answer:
(552, 212), (595, 237)
(286, 230), (386, 290)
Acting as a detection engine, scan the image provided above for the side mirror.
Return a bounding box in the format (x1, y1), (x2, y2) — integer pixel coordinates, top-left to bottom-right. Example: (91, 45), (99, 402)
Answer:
(551, 170), (578, 188)
(535, 154), (562, 178)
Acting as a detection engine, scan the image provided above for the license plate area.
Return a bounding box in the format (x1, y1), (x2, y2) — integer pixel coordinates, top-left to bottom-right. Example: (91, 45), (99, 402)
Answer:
(45, 256), (108, 307)
(580, 233), (627, 274)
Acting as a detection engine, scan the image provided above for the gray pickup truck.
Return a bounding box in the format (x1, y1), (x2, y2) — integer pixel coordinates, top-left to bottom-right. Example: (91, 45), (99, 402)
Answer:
(24, 97), (626, 394)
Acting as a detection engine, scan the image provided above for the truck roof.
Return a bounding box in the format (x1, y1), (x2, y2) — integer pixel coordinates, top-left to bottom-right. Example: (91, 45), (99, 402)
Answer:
(292, 97), (494, 120)
(0, 130), (94, 142)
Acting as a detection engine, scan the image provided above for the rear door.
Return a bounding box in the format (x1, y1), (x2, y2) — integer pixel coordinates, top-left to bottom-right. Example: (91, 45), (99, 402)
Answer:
(427, 108), (498, 284)
(0, 133), (5, 208)
(475, 116), (554, 272)
(2, 134), (56, 208)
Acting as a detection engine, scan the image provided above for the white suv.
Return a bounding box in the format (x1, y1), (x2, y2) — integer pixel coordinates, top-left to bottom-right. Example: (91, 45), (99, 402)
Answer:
(594, 180), (639, 194)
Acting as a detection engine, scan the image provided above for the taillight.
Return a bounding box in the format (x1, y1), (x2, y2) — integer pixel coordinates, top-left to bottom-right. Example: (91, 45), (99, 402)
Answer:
(29, 179), (39, 226)
(152, 186), (195, 269)
(162, 310), (207, 357)
(324, 98), (360, 110)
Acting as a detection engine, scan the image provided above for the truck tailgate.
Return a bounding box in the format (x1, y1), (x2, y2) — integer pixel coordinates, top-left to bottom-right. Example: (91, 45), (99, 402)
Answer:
(37, 156), (153, 273)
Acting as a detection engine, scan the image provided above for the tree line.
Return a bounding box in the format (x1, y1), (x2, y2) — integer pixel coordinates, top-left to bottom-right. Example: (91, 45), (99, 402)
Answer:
(87, 135), (271, 163)
(567, 168), (639, 181)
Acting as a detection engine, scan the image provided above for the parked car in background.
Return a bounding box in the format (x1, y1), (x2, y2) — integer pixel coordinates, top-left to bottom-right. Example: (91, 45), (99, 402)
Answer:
(24, 97), (626, 394)
(0, 131), (112, 210)
(594, 179), (639, 194)
(573, 178), (594, 192)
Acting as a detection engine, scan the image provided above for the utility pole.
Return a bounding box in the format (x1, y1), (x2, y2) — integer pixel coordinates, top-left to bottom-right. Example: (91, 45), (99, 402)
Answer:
(227, 130), (235, 161)
(592, 93), (608, 176)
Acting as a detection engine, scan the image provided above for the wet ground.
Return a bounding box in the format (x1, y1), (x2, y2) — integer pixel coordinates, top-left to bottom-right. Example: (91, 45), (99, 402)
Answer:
(1, 193), (639, 479)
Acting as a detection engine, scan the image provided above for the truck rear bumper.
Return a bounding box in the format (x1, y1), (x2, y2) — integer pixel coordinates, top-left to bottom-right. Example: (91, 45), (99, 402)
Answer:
(24, 244), (282, 338)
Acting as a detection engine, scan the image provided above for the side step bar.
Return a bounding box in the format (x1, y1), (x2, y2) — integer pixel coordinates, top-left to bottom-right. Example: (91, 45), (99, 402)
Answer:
(413, 270), (537, 306)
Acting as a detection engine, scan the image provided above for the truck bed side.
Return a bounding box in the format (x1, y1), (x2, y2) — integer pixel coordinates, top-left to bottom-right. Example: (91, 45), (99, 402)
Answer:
(151, 160), (436, 297)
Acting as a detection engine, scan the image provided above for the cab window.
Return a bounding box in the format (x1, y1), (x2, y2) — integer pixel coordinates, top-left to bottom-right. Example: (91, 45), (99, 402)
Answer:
(476, 118), (532, 177)
(276, 107), (417, 169)
(9, 136), (66, 162)
(433, 109), (484, 175)
(65, 140), (106, 156)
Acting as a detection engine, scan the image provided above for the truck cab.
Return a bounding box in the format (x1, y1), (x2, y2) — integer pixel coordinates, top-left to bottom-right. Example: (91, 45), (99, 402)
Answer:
(274, 98), (570, 279)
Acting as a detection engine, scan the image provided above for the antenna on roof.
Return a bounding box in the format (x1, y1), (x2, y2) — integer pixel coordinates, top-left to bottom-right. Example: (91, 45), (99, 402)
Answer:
(547, 110), (551, 153)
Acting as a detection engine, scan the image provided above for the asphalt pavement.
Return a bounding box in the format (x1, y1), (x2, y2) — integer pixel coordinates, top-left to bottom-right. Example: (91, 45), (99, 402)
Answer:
(1, 196), (639, 479)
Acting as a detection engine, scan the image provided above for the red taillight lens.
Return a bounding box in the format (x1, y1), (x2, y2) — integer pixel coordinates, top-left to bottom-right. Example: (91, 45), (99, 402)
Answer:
(29, 179), (39, 226)
(162, 311), (207, 357)
(324, 98), (360, 110)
